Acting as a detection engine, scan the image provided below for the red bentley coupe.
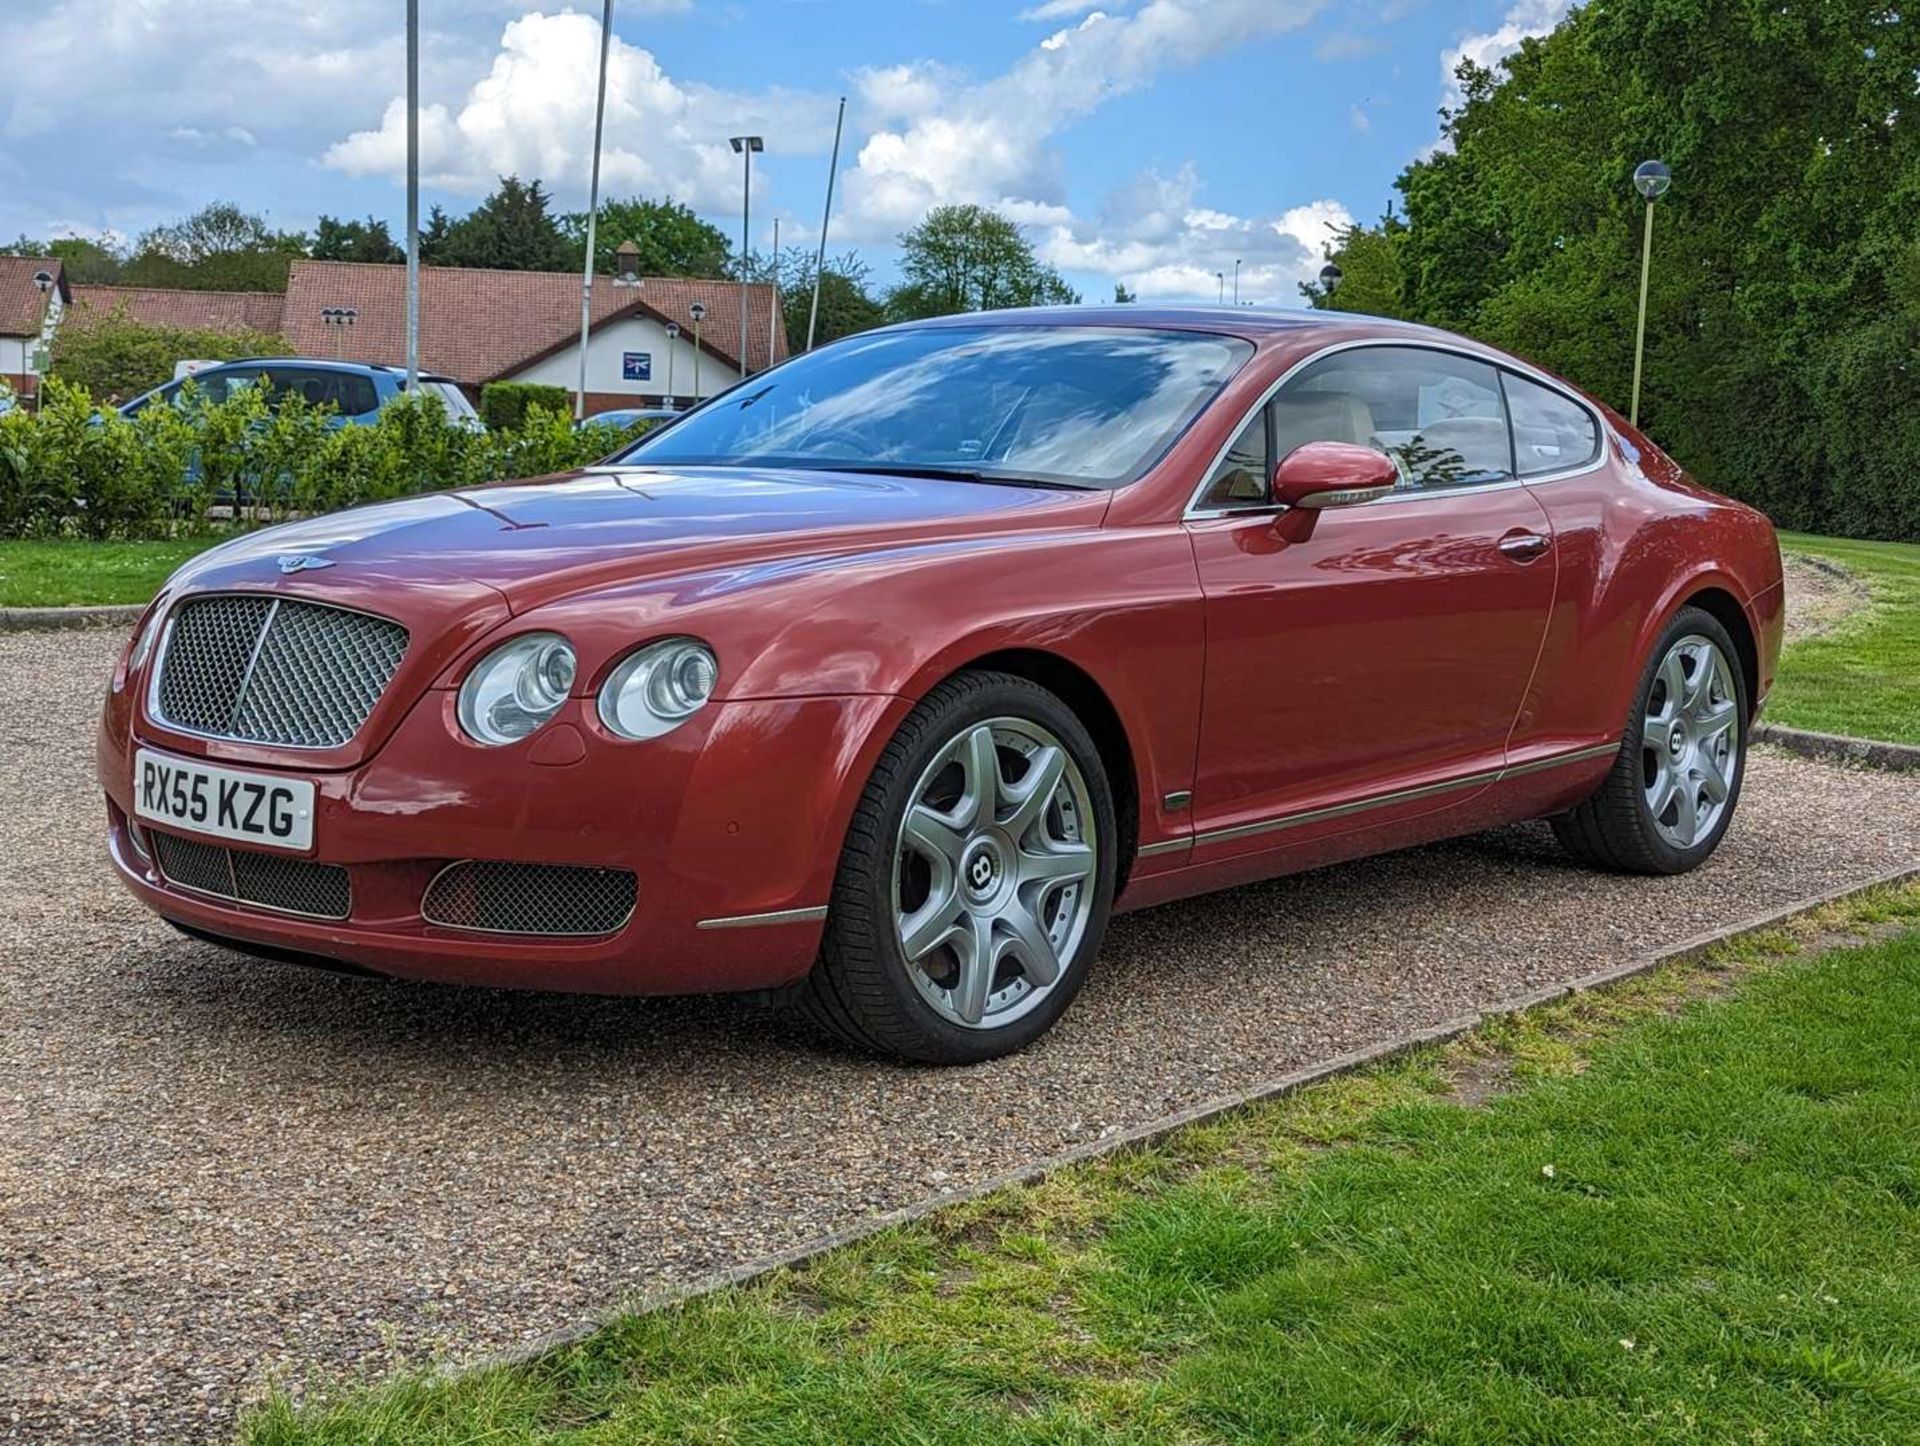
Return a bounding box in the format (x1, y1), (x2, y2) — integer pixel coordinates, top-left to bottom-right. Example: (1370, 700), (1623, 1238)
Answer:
(100, 308), (1783, 1062)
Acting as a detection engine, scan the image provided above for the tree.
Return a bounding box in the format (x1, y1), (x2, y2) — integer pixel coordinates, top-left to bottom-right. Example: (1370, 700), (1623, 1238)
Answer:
(782, 254), (886, 350)
(312, 215), (405, 264)
(419, 205), (455, 264)
(0, 235), (119, 283)
(434, 177), (571, 272)
(886, 205), (1079, 320)
(1301, 215), (1410, 317)
(120, 203), (306, 291)
(1113, 283), (1137, 303)
(1305, 0), (1920, 543)
(50, 308), (287, 402)
(562, 196), (731, 278)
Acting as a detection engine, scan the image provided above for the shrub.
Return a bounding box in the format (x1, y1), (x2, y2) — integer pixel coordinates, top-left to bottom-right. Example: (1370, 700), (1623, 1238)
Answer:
(0, 382), (624, 540)
(51, 308), (289, 405)
(480, 381), (572, 432)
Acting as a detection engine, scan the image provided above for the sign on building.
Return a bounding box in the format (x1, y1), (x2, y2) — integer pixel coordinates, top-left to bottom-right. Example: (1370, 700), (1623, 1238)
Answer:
(622, 352), (653, 383)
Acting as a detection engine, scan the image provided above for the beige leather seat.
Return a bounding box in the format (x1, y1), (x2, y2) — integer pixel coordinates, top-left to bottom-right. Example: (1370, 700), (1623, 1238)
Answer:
(1272, 391), (1377, 459)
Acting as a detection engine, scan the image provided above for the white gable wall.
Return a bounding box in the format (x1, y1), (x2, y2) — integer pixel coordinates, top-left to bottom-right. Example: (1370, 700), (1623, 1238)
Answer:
(507, 313), (741, 405)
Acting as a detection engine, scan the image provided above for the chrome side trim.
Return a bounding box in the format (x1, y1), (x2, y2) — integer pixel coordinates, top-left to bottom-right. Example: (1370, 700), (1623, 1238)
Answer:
(1135, 740), (1619, 859)
(1136, 839), (1190, 859)
(1182, 336), (1609, 521)
(1499, 741), (1620, 779)
(696, 904), (830, 931)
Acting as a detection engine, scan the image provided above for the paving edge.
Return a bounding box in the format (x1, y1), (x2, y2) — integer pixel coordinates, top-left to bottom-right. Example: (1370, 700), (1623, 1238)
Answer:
(439, 856), (1920, 1383)
(1754, 723), (1920, 773)
(0, 604), (144, 632)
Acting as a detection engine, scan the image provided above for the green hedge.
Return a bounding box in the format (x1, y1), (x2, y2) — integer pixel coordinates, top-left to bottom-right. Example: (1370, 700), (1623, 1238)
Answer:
(0, 379), (649, 541)
(479, 381), (572, 432)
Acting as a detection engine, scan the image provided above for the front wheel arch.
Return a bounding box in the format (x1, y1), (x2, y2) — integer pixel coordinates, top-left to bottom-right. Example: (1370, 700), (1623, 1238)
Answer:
(944, 650), (1139, 893)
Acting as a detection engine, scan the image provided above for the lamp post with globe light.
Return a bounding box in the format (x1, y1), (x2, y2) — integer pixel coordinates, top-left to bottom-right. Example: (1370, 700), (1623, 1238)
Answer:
(664, 321), (679, 407)
(1318, 262), (1343, 305)
(1629, 159), (1671, 428)
(690, 301), (707, 399)
(31, 270), (54, 412)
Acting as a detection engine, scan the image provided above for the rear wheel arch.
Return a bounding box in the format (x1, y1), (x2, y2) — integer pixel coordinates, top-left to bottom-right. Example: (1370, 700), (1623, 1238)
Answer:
(1681, 586), (1759, 720)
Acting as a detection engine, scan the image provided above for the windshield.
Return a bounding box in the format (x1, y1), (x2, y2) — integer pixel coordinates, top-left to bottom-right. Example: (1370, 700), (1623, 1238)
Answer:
(412, 378), (481, 424)
(614, 325), (1253, 489)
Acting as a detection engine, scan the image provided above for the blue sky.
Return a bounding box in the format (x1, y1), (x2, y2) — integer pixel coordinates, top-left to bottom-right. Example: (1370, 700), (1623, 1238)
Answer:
(4, 0), (1566, 303)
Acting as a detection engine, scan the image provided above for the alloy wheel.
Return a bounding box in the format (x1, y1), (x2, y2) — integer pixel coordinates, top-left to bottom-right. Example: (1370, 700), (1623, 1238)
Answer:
(892, 717), (1098, 1030)
(1641, 633), (1740, 850)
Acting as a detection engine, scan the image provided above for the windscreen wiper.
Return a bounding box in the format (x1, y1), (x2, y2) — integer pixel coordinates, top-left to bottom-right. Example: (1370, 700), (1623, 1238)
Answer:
(818, 463), (1099, 492)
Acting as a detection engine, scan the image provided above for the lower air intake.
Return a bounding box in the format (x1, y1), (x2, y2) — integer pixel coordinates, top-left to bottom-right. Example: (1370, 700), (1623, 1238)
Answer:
(151, 831), (352, 921)
(421, 861), (637, 937)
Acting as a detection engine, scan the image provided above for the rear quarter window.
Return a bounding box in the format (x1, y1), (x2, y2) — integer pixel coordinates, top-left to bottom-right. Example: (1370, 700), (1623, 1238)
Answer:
(1503, 371), (1600, 477)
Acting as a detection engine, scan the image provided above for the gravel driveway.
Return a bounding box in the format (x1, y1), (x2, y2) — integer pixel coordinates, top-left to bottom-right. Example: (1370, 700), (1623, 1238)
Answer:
(4, 627), (1916, 1443)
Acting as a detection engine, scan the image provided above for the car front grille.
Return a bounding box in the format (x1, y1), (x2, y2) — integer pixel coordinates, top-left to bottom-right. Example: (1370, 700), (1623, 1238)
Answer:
(150, 830), (352, 921)
(422, 861), (637, 937)
(153, 595), (408, 749)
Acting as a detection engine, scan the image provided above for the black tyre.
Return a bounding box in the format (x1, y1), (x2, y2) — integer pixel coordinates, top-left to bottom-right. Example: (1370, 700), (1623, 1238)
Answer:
(794, 671), (1118, 1064)
(1551, 605), (1748, 875)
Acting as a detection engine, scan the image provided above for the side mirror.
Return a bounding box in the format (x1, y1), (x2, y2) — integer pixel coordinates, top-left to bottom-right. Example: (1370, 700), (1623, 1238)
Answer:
(1271, 441), (1399, 509)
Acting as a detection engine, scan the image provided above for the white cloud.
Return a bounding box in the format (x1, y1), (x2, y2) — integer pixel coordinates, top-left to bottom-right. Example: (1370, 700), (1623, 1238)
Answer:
(1017, 0), (1112, 20)
(841, 0), (1326, 236)
(1441, 0), (1570, 111)
(1035, 166), (1352, 304)
(323, 11), (833, 209)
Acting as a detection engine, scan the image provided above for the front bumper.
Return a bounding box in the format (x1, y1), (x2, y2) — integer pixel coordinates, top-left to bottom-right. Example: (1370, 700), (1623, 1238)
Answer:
(100, 680), (909, 995)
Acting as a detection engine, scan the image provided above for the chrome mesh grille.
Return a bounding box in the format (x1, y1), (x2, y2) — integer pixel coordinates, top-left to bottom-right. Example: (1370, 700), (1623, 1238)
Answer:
(154, 596), (408, 748)
(151, 831), (352, 920)
(422, 862), (637, 937)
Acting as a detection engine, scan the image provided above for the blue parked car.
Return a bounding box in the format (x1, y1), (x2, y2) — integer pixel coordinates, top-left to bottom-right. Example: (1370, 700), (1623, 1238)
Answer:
(119, 358), (481, 428)
(574, 406), (680, 432)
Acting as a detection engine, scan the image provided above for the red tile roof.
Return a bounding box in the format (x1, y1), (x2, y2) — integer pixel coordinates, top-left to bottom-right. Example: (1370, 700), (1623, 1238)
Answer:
(67, 286), (288, 337)
(280, 260), (786, 386)
(0, 257), (69, 338)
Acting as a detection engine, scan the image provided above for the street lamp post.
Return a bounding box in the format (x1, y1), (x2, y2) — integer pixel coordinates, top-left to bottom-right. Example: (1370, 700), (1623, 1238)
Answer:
(1215, 271), (1225, 305)
(31, 271), (53, 413)
(690, 300), (707, 399)
(1629, 159), (1672, 429)
(1318, 262), (1343, 304)
(1233, 258), (1241, 305)
(664, 321), (679, 407)
(730, 135), (764, 381)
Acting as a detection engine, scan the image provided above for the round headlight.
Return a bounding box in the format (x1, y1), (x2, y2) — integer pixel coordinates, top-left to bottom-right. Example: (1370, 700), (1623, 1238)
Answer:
(598, 638), (718, 740)
(457, 632), (577, 746)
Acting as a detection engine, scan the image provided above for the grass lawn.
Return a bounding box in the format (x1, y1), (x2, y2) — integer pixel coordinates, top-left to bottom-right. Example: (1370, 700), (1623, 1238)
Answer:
(242, 884), (1920, 1444)
(1770, 533), (1920, 746)
(0, 537), (224, 607)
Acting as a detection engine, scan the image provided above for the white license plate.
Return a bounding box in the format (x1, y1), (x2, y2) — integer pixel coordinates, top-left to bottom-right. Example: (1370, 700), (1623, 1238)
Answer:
(133, 748), (316, 852)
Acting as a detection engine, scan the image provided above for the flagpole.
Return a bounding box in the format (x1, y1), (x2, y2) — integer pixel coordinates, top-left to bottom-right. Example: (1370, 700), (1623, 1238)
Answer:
(806, 97), (846, 352)
(576, 0), (615, 421)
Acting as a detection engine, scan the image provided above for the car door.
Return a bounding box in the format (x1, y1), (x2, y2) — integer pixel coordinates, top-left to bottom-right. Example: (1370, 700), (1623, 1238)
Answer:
(1184, 343), (1557, 859)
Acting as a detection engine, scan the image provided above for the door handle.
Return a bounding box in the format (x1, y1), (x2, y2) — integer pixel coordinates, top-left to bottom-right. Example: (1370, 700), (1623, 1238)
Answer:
(1498, 531), (1550, 563)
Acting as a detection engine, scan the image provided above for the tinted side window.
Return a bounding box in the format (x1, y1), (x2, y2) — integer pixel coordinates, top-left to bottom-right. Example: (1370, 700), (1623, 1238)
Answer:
(1277, 346), (1512, 493)
(267, 368), (380, 417)
(1503, 371), (1599, 476)
(1199, 408), (1270, 508)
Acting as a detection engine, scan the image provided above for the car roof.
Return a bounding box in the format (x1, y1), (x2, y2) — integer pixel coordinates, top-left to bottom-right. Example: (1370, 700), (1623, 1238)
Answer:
(867, 303), (1481, 349)
(193, 357), (458, 384)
